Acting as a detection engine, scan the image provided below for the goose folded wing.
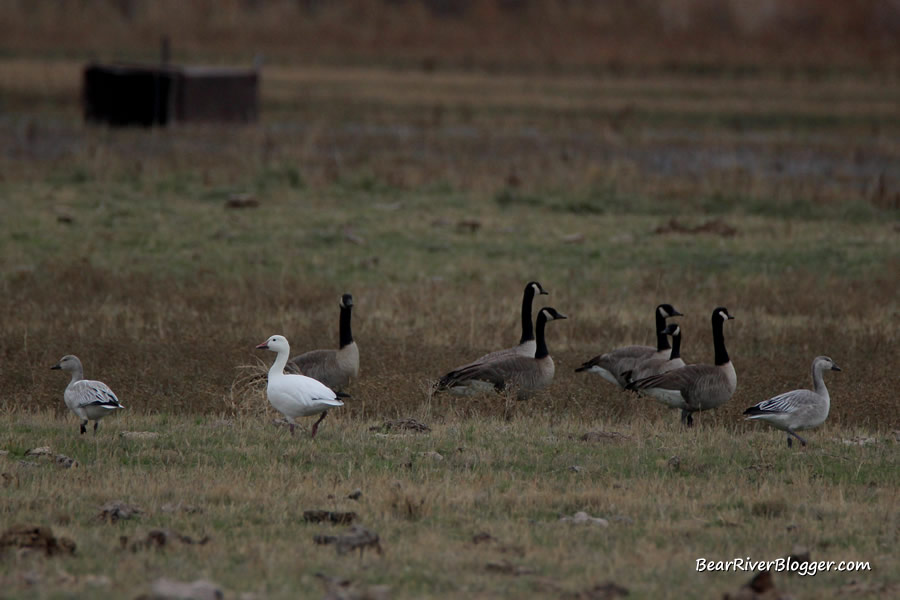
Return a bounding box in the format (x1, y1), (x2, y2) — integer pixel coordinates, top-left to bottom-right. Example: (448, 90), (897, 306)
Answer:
(440, 356), (533, 391)
(289, 349), (336, 376)
(578, 345), (653, 373)
(745, 390), (810, 415)
(70, 381), (123, 409)
(627, 364), (712, 392)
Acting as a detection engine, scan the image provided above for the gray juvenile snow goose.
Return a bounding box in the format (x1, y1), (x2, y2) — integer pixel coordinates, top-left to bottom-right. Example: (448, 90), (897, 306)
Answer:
(288, 294), (359, 391)
(626, 307), (736, 426)
(744, 355), (840, 447)
(435, 307), (566, 400)
(437, 281), (548, 388)
(51, 355), (125, 434)
(623, 322), (686, 384)
(575, 303), (682, 388)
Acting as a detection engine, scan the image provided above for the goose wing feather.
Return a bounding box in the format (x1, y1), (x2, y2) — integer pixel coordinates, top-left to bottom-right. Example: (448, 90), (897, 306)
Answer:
(440, 355), (536, 392)
(289, 349), (337, 377)
(746, 389), (818, 415)
(67, 380), (123, 409)
(577, 345), (654, 372)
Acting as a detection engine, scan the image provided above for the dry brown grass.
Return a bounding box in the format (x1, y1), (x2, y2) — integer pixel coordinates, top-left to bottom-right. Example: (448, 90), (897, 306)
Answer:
(1, 262), (897, 429)
(1, 411), (896, 599)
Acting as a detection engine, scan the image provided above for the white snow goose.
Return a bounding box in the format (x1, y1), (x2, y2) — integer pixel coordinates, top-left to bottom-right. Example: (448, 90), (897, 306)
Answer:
(51, 354), (125, 434)
(256, 334), (345, 438)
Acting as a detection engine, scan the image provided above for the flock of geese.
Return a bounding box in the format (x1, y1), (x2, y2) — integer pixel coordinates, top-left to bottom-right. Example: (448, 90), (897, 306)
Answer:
(50, 281), (840, 447)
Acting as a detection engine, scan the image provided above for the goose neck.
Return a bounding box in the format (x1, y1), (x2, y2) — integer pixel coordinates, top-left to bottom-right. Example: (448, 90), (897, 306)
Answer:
(669, 331), (681, 360)
(67, 360), (85, 384)
(519, 287), (536, 344)
(712, 316), (730, 366)
(269, 347), (290, 377)
(339, 304), (354, 348)
(534, 312), (549, 359)
(811, 363), (830, 399)
(655, 310), (672, 351)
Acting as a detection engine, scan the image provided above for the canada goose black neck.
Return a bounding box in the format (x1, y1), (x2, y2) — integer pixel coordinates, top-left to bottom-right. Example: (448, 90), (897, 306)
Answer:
(519, 282), (544, 344)
(669, 327), (682, 360)
(534, 310), (550, 359)
(654, 307), (672, 352)
(711, 308), (731, 366)
(339, 296), (354, 349)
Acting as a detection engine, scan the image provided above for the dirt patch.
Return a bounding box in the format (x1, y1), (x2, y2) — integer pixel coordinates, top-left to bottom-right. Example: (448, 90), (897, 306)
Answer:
(579, 431), (631, 443)
(303, 510), (358, 525)
(23, 446), (78, 468)
(161, 502), (204, 515)
(653, 218), (737, 237)
(316, 573), (391, 600)
(0, 524), (76, 557)
(120, 529), (211, 552)
(369, 419), (431, 433)
(722, 570), (791, 600)
(314, 526), (383, 556)
(568, 581), (630, 599)
(98, 500), (143, 523)
(485, 560), (536, 576)
(225, 193), (259, 209)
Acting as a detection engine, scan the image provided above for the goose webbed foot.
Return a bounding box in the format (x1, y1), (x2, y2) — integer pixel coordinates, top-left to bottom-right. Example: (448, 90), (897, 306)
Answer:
(80, 421), (87, 435)
(680, 410), (693, 427)
(311, 411), (328, 439)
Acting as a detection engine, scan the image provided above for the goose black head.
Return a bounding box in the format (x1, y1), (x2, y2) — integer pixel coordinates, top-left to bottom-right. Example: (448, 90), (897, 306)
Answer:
(526, 281), (549, 296)
(340, 294), (354, 308)
(711, 307), (734, 322)
(539, 307), (567, 321)
(659, 323), (681, 337)
(657, 304), (683, 318)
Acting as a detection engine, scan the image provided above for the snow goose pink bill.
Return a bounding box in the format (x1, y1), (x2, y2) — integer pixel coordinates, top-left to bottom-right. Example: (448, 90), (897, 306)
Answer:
(256, 335), (345, 438)
(51, 355), (125, 435)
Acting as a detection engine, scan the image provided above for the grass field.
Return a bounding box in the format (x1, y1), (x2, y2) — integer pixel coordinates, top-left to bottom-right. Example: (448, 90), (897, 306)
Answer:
(1, 4), (900, 597)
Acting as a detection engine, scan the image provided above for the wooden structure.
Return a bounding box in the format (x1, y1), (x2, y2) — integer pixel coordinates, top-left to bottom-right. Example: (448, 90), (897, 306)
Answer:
(83, 62), (259, 126)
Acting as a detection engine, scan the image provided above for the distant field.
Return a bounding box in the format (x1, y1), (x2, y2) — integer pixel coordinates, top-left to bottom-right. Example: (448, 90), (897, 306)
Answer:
(1, 29), (899, 599)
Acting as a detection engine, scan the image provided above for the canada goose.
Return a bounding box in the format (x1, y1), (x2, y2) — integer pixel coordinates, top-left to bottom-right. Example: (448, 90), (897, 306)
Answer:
(744, 356), (841, 447)
(435, 307), (566, 400)
(623, 323), (686, 384)
(626, 307), (736, 426)
(51, 355), (125, 434)
(575, 303), (683, 387)
(257, 335), (345, 438)
(436, 281), (547, 390)
(288, 294), (359, 391)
